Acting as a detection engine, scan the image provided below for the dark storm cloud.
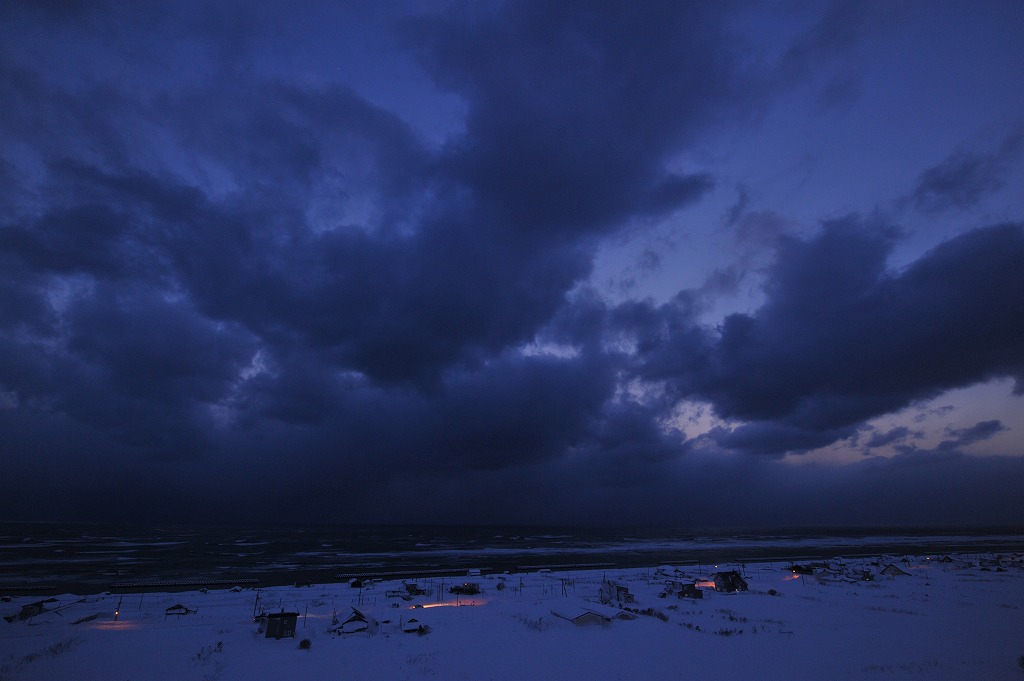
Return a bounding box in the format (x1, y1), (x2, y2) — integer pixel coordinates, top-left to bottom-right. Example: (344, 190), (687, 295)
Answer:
(860, 420), (1008, 458)
(427, 354), (615, 470)
(0, 1), (751, 397)
(406, 1), (739, 236)
(631, 220), (1024, 456)
(867, 420), (1010, 461)
(214, 348), (618, 499)
(708, 422), (858, 458)
(0, 204), (135, 278)
(935, 420), (1007, 452)
(913, 128), (1024, 213)
(764, 451), (1024, 527)
(778, 1), (890, 75)
(772, 0), (908, 109)
(1, 1), (1022, 526)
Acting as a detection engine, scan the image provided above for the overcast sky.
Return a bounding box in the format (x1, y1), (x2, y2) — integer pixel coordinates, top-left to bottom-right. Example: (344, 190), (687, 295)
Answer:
(2, 1), (1023, 528)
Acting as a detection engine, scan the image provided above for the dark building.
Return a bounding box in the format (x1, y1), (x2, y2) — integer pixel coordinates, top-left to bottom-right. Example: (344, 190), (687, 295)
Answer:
(712, 571), (748, 593)
(259, 611), (300, 639)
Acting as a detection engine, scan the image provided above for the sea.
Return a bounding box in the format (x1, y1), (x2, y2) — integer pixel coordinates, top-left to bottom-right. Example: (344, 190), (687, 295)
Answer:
(2, 522), (1023, 595)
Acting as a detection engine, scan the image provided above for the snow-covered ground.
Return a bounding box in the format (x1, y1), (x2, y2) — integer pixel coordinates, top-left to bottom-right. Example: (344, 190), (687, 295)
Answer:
(2, 554), (1022, 680)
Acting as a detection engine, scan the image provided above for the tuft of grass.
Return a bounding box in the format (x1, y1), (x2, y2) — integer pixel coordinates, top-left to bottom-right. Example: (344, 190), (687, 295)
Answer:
(193, 642), (223, 666)
(17, 638), (79, 666)
(512, 614), (551, 631)
(1, 637), (80, 680)
(625, 606), (669, 621)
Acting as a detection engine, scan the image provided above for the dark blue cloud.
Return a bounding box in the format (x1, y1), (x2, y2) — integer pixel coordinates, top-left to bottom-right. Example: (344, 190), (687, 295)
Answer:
(913, 128), (1023, 213)
(406, 1), (737, 236)
(0, 1), (1021, 526)
(630, 220), (1024, 455)
(936, 420), (1007, 452)
(771, 0), (909, 108)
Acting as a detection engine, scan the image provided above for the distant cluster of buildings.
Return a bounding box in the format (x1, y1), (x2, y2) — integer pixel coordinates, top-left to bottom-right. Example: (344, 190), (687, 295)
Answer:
(239, 553), (1024, 639)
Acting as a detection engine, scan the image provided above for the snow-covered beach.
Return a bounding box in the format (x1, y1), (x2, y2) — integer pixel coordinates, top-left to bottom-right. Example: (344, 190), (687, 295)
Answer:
(3, 553), (1022, 680)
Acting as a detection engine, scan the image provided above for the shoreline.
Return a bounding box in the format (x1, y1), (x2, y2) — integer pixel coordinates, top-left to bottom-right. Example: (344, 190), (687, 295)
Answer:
(7, 536), (1024, 598)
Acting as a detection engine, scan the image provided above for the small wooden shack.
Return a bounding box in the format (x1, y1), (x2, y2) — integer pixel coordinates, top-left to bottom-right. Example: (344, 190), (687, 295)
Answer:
(712, 571), (748, 593)
(600, 579), (635, 604)
(3, 598), (57, 623)
(165, 604), (196, 618)
(258, 611), (300, 639)
(665, 580), (704, 599)
(879, 563), (910, 577)
(551, 607), (611, 627)
(339, 608), (370, 634)
(402, 617), (427, 634)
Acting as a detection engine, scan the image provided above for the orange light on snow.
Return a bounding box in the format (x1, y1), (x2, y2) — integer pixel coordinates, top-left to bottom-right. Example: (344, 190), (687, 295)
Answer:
(413, 599), (488, 608)
(94, 620), (142, 631)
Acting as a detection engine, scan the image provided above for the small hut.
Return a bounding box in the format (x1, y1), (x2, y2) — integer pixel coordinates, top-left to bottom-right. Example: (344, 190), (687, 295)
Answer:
(664, 580), (703, 599)
(337, 608), (371, 634)
(551, 607), (611, 627)
(3, 599), (57, 623)
(165, 604), (196, 618)
(712, 571), (748, 593)
(879, 564), (910, 577)
(258, 611), (300, 639)
(402, 617), (427, 634)
(449, 582), (481, 595)
(599, 579), (635, 604)
(678, 582), (703, 599)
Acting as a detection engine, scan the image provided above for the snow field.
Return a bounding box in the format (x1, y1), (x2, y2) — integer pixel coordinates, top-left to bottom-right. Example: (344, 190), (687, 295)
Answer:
(1, 554), (1022, 680)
